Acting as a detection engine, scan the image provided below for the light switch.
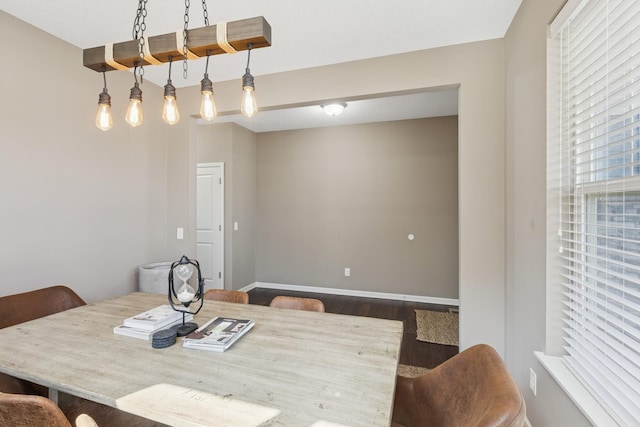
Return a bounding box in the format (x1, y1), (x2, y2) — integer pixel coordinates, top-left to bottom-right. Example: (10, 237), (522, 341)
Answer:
(234, 222), (239, 231)
(177, 228), (184, 240)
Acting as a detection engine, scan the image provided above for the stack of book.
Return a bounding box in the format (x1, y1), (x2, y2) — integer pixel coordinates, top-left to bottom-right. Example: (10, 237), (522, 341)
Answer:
(182, 317), (254, 352)
(113, 305), (193, 340)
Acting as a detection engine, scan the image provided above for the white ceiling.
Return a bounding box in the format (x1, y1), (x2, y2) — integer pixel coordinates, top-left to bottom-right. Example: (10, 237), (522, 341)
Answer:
(0, 0), (522, 131)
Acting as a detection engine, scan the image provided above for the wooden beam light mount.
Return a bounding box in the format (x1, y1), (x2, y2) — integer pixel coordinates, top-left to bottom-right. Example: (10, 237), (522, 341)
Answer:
(83, 16), (271, 72)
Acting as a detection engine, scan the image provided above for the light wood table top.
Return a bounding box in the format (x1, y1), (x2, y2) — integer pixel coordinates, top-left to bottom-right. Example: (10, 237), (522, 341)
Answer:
(0, 292), (403, 426)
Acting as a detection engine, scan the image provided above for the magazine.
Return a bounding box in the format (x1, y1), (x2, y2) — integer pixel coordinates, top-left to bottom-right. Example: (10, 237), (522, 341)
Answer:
(182, 317), (254, 352)
(114, 315), (193, 340)
(123, 305), (184, 331)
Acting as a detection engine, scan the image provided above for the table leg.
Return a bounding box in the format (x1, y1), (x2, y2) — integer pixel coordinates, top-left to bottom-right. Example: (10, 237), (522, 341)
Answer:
(49, 387), (58, 404)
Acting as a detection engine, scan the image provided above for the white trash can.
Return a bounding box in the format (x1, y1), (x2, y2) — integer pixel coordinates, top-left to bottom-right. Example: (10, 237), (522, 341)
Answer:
(138, 262), (172, 294)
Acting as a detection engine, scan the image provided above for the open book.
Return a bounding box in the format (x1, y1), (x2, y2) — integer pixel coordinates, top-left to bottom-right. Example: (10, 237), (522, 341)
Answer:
(182, 317), (254, 352)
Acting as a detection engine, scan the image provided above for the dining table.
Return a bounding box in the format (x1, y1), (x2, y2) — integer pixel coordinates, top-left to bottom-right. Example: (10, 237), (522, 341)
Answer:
(0, 292), (403, 426)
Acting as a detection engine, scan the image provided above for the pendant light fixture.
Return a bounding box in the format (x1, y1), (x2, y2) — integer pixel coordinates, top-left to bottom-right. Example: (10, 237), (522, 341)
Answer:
(162, 57), (180, 125)
(200, 50), (217, 121)
(240, 43), (258, 118)
(84, 0), (271, 130)
(125, 65), (144, 127)
(95, 67), (113, 131)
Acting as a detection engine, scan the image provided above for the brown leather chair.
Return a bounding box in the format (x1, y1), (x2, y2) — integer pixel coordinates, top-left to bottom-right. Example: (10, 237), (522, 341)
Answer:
(392, 344), (526, 427)
(0, 285), (86, 330)
(0, 391), (97, 427)
(203, 289), (249, 304)
(269, 296), (325, 312)
(0, 286), (86, 395)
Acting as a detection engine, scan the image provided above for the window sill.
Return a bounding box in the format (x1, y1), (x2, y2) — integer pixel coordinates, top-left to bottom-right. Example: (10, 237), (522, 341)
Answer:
(534, 352), (618, 427)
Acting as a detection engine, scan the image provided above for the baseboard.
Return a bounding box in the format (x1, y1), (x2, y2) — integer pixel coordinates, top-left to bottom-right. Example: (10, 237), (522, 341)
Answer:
(239, 282), (459, 306)
(239, 282), (258, 292)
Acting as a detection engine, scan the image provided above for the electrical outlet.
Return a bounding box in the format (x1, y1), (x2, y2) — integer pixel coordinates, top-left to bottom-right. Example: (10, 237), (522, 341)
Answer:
(344, 267), (351, 277)
(529, 368), (537, 396)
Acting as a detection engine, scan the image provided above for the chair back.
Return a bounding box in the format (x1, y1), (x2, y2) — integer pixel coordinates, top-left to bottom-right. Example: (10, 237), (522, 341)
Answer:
(0, 391), (73, 427)
(0, 286), (85, 395)
(203, 289), (249, 304)
(269, 296), (325, 312)
(392, 344), (526, 427)
(0, 285), (86, 330)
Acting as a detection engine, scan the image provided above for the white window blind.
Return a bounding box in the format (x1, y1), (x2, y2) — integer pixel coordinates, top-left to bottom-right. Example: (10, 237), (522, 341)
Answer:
(554, 0), (640, 425)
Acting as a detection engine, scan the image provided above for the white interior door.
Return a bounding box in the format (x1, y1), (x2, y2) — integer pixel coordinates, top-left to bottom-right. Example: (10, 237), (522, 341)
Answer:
(196, 163), (224, 290)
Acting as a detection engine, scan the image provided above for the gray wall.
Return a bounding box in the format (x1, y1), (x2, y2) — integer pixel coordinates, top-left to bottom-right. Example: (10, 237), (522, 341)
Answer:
(0, 11), (170, 302)
(230, 125), (257, 289)
(255, 117), (459, 297)
(197, 116), (458, 298)
(505, 0), (592, 425)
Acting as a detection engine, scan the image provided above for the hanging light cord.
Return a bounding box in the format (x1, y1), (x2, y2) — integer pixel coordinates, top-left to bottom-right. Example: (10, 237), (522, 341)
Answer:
(246, 43), (252, 72)
(201, 0), (211, 90)
(102, 67), (108, 91)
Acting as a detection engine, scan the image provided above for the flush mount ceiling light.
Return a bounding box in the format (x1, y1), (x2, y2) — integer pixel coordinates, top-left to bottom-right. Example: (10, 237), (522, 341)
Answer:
(322, 102), (347, 116)
(84, 0), (271, 130)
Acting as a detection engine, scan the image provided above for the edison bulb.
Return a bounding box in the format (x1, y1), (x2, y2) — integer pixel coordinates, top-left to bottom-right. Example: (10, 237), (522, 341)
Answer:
(200, 91), (217, 121)
(241, 87), (258, 118)
(95, 104), (113, 131)
(95, 89), (113, 131)
(125, 83), (143, 127)
(162, 96), (180, 125)
(125, 100), (143, 127)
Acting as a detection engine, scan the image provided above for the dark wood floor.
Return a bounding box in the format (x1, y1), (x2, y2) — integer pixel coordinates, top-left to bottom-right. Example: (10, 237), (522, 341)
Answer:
(247, 288), (458, 369)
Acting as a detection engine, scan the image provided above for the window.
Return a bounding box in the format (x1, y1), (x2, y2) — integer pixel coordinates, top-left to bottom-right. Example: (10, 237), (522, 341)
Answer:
(551, 0), (640, 425)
